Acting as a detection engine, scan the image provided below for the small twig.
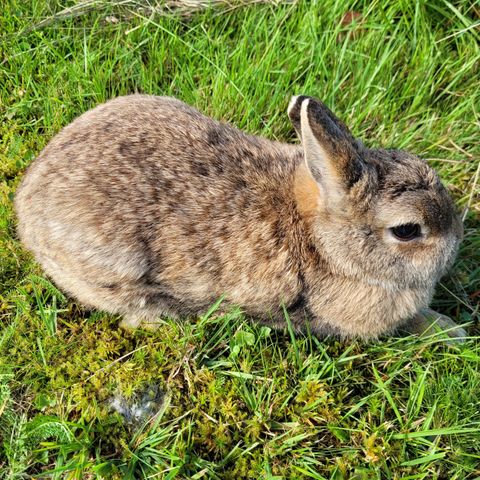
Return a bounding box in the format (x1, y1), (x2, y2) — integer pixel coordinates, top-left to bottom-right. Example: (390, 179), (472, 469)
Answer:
(439, 282), (477, 314)
(21, 0), (102, 34)
(167, 344), (195, 382)
(83, 344), (147, 383)
(20, 0), (293, 35)
(448, 139), (474, 158)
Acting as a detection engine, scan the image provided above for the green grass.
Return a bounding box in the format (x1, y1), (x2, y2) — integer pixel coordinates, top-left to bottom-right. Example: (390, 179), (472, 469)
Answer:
(1, 0), (479, 478)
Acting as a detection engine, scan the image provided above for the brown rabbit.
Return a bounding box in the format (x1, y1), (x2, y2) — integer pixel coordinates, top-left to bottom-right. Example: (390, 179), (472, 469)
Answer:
(14, 94), (466, 339)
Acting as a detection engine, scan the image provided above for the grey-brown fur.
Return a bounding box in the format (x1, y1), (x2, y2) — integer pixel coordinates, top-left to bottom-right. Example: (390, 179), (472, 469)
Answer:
(15, 94), (465, 338)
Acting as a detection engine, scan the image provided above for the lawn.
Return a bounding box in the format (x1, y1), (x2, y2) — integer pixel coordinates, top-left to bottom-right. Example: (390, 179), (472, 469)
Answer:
(1, 0), (479, 478)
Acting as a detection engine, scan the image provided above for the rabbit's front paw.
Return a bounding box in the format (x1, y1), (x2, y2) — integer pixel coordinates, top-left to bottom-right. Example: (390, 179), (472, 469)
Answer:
(402, 307), (467, 343)
(120, 313), (163, 330)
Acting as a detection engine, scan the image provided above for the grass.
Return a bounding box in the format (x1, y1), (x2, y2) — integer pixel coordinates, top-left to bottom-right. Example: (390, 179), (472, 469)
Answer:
(0, 0), (479, 478)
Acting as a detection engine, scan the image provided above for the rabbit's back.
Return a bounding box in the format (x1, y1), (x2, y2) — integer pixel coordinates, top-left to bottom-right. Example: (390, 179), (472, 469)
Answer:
(16, 95), (306, 320)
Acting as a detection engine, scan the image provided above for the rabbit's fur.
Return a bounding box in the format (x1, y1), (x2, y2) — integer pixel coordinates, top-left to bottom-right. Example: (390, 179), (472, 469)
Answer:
(15, 94), (464, 338)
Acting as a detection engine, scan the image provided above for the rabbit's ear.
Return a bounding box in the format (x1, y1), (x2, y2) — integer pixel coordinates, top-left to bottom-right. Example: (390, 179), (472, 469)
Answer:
(288, 95), (364, 209)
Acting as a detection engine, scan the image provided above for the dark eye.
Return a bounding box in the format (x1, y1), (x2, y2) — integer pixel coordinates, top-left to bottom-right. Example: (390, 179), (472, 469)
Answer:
(390, 223), (422, 241)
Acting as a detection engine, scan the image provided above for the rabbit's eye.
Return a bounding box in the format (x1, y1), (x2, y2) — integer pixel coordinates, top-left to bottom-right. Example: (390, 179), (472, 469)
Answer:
(390, 223), (422, 241)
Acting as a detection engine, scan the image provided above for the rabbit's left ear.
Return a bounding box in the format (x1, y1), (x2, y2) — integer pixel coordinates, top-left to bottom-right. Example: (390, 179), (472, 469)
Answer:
(288, 95), (364, 210)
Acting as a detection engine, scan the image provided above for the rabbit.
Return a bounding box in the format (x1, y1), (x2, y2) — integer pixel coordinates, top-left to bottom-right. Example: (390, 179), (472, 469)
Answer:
(14, 94), (466, 339)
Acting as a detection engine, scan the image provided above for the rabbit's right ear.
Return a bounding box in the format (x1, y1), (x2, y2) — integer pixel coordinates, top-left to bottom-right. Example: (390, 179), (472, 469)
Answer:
(288, 95), (364, 212)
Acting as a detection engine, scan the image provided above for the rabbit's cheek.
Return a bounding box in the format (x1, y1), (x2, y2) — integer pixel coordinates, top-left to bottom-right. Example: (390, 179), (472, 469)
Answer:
(397, 234), (458, 280)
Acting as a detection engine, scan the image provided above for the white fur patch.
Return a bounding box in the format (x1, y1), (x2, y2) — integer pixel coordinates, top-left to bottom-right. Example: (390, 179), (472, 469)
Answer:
(287, 95), (301, 117)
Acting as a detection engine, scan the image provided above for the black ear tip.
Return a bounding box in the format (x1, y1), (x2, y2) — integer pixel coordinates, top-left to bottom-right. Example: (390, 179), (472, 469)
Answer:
(305, 97), (330, 117)
(288, 95), (332, 122)
(305, 98), (352, 141)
